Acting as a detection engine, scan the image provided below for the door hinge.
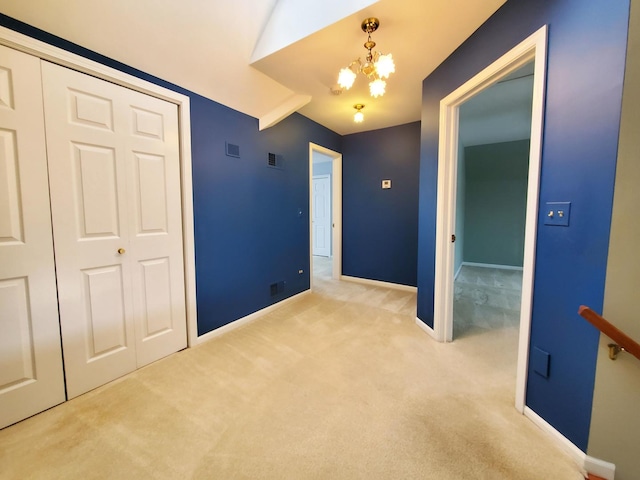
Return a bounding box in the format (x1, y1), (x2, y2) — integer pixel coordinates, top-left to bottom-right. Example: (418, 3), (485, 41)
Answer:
(451, 234), (456, 243)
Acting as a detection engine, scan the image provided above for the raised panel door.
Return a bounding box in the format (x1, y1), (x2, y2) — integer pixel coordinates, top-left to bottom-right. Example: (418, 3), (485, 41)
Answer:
(42, 61), (137, 399)
(124, 89), (186, 367)
(0, 46), (65, 428)
(42, 61), (186, 397)
(312, 175), (331, 257)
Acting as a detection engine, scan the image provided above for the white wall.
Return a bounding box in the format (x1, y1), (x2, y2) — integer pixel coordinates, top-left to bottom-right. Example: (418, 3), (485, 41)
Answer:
(587, 1), (640, 478)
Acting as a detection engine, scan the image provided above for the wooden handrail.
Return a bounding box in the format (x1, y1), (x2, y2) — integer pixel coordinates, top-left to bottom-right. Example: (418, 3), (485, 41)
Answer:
(579, 305), (640, 361)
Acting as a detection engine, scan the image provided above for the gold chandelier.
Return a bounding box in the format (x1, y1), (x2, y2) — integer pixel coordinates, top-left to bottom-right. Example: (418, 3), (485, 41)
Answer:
(337, 18), (395, 98)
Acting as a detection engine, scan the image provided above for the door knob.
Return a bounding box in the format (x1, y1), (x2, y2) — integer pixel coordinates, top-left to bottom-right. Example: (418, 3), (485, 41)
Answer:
(117, 248), (126, 254)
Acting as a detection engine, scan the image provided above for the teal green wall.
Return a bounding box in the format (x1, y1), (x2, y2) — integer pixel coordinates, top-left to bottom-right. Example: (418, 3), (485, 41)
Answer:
(463, 140), (529, 266)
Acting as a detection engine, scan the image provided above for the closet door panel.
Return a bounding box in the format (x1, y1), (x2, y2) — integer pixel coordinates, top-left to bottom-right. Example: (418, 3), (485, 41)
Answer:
(42, 61), (187, 397)
(125, 93), (186, 367)
(42, 61), (136, 399)
(0, 46), (65, 428)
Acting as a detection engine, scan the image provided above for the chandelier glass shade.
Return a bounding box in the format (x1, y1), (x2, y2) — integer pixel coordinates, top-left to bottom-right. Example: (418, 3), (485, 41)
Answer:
(353, 104), (365, 123)
(337, 18), (395, 98)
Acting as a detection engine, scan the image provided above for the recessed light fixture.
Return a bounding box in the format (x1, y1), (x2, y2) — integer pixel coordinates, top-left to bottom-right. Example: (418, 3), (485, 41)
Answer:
(353, 104), (365, 123)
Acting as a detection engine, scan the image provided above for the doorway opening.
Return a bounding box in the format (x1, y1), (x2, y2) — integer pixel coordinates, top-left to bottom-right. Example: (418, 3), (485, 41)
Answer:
(309, 143), (342, 289)
(431, 26), (547, 412)
(453, 61), (534, 340)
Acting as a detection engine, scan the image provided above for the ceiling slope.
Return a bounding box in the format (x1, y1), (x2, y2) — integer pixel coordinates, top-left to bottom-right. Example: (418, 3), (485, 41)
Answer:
(252, 0), (507, 134)
(0, 0), (507, 134)
(251, 0), (378, 63)
(0, 0), (291, 120)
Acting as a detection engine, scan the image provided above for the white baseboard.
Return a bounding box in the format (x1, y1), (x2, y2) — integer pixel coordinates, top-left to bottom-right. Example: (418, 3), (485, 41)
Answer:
(340, 275), (417, 292)
(195, 290), (311, 345)
(415, 317), (438, 340)
(523, 407), (588, 475)
(454, 263), (463, 280)
(584, 455), (616, 480)
(462, 261), (523, 271)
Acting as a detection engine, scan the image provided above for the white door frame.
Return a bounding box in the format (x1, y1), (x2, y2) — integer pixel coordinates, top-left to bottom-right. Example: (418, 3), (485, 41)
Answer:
(309, 143), (342, 284)
(0, 26), (199, 347)
(432, 26), (547, 412)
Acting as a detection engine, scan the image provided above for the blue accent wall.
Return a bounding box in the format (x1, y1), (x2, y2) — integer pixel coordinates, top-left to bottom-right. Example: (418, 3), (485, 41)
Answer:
(0, 14), (342, 336)
(416, 0), (630, 450)
(4, 1), (631, 453)
(191, 106), (340, 333)
(343, 122), (420, 287)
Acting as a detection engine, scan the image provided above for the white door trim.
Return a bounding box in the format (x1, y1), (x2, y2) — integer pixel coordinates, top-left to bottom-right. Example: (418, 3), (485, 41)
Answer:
(433, 25), (547, 412)
(0, 25), (199, 348)
(309, 143), (342, 284)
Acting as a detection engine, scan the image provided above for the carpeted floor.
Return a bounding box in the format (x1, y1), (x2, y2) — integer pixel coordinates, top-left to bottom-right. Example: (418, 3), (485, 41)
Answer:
(0, 258), (584, 479)
(453, 265), (523, 339)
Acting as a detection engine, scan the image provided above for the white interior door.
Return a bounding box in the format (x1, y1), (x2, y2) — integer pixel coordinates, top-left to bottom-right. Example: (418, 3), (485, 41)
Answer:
(0, 46), (65, 427)
(312, 175), (331, 257)
(42, 61), (186, 398)
(42, 61), (137, 398)
(123, 74), (187, 369)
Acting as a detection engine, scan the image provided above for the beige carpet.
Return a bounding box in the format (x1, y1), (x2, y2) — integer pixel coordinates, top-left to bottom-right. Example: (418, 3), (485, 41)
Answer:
(0, 258), (584, 479)
(453, 265), (523, 339)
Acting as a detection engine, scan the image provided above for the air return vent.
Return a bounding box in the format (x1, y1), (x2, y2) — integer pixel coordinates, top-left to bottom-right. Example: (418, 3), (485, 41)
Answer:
(267, 153), (284, 169)
(225, 142), (240, 158)
(270, 281), (285, 296)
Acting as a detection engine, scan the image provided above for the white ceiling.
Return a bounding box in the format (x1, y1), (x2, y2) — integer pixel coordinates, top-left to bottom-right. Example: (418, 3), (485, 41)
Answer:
(459, 63), (534, 147)
(312, 152), (334, 164)
(0, 0), (508, 135)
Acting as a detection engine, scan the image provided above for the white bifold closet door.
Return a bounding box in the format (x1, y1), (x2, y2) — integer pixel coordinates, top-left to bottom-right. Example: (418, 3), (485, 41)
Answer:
(42, 61), (187, 399)
(0, 46), (66, 428)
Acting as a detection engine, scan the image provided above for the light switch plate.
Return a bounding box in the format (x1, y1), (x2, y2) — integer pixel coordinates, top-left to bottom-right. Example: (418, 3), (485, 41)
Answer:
(382, 179), (391, 189)
(544, 201), (571, 226)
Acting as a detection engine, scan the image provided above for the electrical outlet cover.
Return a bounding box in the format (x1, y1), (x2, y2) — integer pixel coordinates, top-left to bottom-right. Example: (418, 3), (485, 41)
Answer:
(532, 346), (550, 378)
